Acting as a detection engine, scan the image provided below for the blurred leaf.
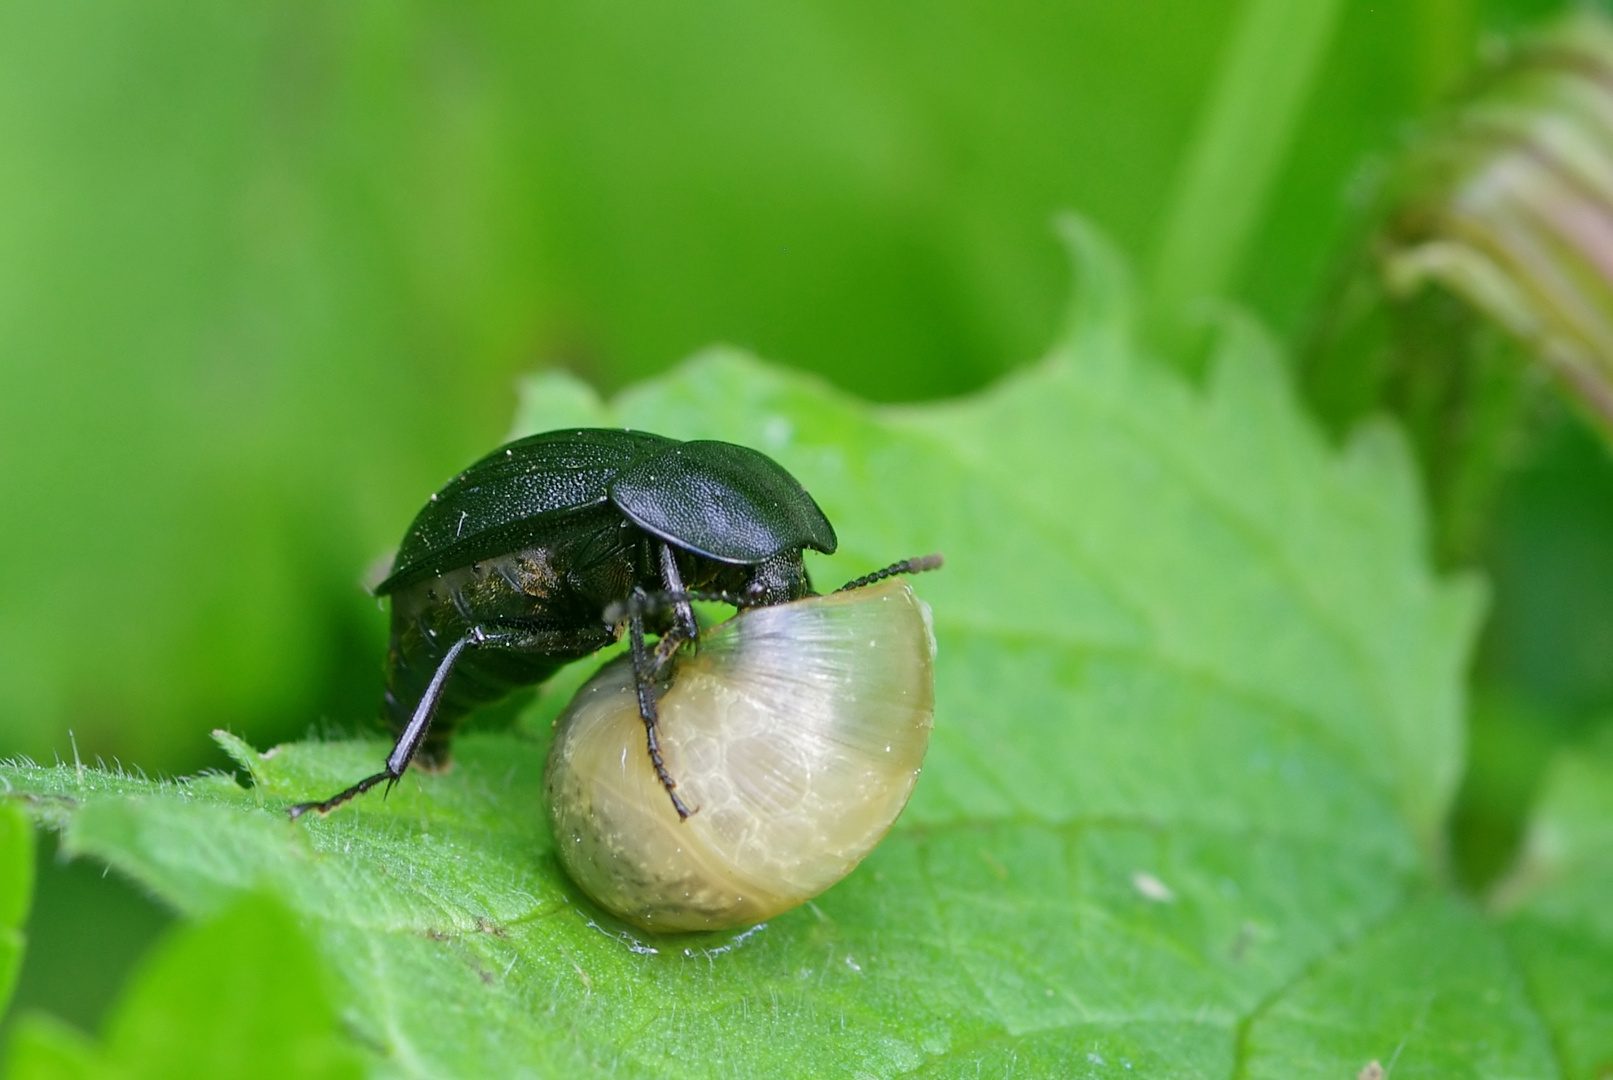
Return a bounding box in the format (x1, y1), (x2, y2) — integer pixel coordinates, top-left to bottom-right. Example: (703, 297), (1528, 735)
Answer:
(1479, 413), (1613, 713)
(2, 1014), (97, 1080)
(0, 803), (35, 1017)
(1450, 689), (1570, 891)
(0, 226), (1546, 1077)
(0, 806), (33, 946)
(5, 892), (365, 1080)
(2, 833), (173, 1052)
(0, 0), (1489, 780)
(1494, 724), (1613, 1080)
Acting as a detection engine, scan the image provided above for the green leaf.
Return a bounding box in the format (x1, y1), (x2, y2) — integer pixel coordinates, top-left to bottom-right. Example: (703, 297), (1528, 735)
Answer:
(1494, 725), (1613, 1079)
(1242, 895), (1558, 1077)
(5, 892), (365, 1080)
(8, 227), (1592, 1078)
(0, 800), (35, 1015)
(1241, 723), (1613, 1080)
(4, 1013), (99, 1080)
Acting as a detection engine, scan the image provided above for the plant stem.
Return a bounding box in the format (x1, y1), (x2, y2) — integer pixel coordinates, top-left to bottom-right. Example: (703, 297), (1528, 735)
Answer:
(1147, 0), (1346, 346)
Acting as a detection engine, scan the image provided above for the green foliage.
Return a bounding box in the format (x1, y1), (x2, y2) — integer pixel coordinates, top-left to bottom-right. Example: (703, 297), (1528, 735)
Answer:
(1243, 895), (1558, 1078)
(1497, 724), (1613, 1078)
(0, 0), (1606, 1071)
(1291, 8), (1613, 890)
(0, 803), (35, 1016)
(0, 0), (1499, 778)
(5, 893), (364, 1080)
(1, 838), (171, 1047)
(8, 229), (1603, 1078)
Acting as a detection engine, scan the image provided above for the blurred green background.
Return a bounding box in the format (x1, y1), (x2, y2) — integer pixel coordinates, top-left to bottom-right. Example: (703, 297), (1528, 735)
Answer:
(1, 0), (1609, 1040)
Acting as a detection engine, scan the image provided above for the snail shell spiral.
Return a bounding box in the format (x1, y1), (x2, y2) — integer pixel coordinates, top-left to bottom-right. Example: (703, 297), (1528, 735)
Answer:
(544, 578), (936, 931)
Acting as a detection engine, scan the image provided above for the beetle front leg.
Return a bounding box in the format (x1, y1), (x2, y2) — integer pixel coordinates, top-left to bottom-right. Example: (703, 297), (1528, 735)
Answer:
(651, 543), (699, 674)
(289, 628), (507, 819)
(627, 601), (693, 821)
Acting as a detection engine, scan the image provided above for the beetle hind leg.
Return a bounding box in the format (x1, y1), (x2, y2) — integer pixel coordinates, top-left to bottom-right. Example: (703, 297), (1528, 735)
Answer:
(287, 770), (395, 819)
(288, 630), (504, 820)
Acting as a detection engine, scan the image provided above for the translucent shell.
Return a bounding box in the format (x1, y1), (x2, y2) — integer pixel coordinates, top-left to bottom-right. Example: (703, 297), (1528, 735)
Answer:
(544, 579), (936, 932)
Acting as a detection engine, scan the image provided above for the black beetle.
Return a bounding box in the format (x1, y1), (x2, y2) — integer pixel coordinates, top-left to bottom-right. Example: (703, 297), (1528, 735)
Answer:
(289, 427), (937, 821)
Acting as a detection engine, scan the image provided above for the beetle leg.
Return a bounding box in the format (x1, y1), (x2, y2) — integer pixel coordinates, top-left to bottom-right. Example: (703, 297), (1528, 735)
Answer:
(628, 601), (693, 821)
(288, 629), (509, 820)
(652, 544), (699, 673)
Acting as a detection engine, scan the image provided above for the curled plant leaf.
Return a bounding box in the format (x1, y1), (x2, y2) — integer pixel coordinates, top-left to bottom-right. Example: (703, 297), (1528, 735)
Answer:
(1383, 11), (1613, 430)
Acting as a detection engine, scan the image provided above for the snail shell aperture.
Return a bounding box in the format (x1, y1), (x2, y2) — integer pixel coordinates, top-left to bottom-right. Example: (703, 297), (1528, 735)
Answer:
(544, 578), (936, 931)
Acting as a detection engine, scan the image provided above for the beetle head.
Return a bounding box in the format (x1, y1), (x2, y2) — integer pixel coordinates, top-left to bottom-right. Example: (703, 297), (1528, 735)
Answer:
(731, 550), (815, 606)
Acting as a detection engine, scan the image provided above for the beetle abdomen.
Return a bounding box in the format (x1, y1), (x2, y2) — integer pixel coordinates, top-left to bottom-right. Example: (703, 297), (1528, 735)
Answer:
(384, 546), (621, 754)
(545, 579), (935, 931)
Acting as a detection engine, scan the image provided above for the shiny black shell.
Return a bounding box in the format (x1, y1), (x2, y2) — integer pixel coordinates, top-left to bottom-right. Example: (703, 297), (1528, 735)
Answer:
(376, 429), (838, 597)
(374, 428), (839, 762)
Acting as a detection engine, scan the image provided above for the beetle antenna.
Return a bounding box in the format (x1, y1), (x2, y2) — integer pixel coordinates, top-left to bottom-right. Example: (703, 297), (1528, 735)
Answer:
(609, 557), (946, 620)
(836, 553), (944, 593)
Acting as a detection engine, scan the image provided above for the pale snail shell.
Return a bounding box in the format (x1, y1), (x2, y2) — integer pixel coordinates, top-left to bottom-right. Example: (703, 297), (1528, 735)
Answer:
(544, 578), (936, 932)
